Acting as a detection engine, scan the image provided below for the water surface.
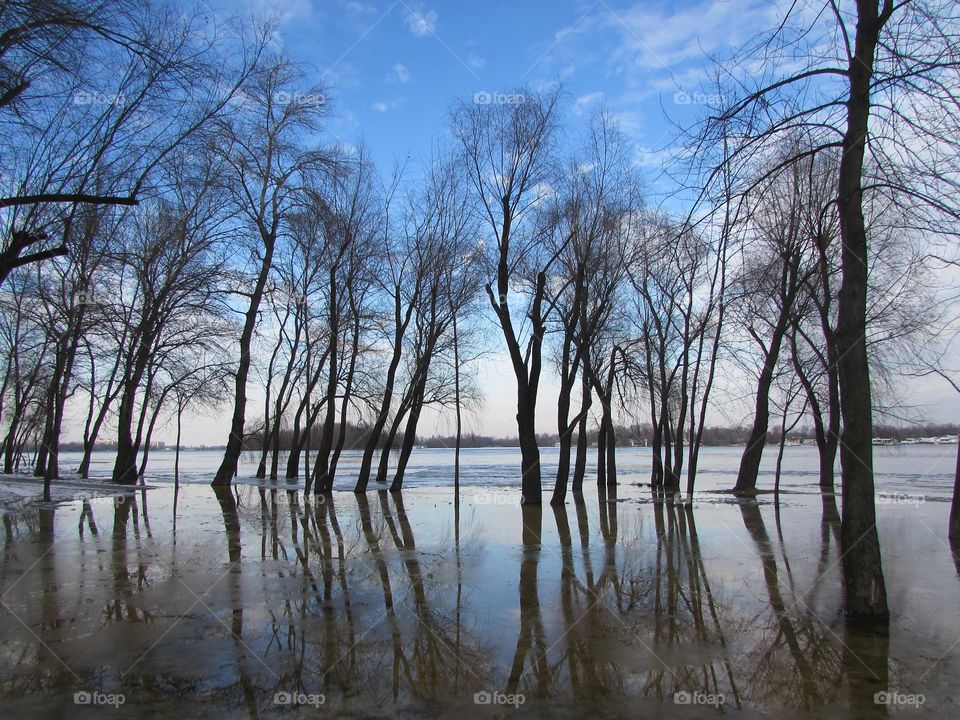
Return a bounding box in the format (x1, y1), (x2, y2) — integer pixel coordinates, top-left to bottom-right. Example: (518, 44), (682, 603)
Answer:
(1, 446), (957, 718)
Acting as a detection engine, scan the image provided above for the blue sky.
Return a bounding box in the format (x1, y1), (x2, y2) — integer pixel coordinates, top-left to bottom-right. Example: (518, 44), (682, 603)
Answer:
(213, 0), (784, 182)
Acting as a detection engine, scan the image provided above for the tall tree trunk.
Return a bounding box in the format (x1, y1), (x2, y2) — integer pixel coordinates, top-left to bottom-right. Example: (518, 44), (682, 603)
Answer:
(733, 320), (790, 495)
(485, 231), (545, 503)
(571, 370), (591, 497)
(949, 434), (960, 544)
(515, 386), (541, 504)
(389, 387), (426, 492)
(452, 311), (462, 495)
(329, 305), (362, 480)
(834, 0), (888, 622)
(389, 339), (436, 492)
(174, 404), (183, 487)
(313, 271), (339, 494)
(78, 388), (119, 478)
(213, 239), (276, 487)
(672, 302), (693, 486)
(551, 337), (577, 506)
(604, 411), (617, 489)
(138, 386), (172, 478)
(356, 290), (413, 492)
(112, 379), (142, 485)
(375, 410), (405, 484)
(112, 339), (152, 485)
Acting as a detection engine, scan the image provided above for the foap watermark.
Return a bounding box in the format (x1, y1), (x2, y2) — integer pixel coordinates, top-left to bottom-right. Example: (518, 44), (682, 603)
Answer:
(672, 90), (724, 106)
(273, 91), (326, 107)
(273, 690), (325, 707)
(73, 490), (129, 504)
(877, 491), (925, 507)
(474, 690), (525, 707)
(674, 690), (725, 707)
(73, 286), (101, 306)
(473, 491), (514, 506)
(474, 91), (526, 106)
(74, 690), (125, 707)
(73, 90), (126, 107)
(874, 690), (925, 707)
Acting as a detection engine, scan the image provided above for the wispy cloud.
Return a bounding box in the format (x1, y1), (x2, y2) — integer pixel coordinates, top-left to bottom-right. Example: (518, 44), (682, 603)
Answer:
(393, 63), (411, 83)
(574, 91), (604, 115)
(372, 99), (401, 112)
(343, 0), (376, 14)
(405, 6), (437, 37)
(467, 51), (486, 70)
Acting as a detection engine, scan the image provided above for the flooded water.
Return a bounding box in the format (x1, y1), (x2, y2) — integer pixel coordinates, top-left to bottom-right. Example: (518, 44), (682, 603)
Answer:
(1, 446), (958, 718)
(50, 443), (960, 497)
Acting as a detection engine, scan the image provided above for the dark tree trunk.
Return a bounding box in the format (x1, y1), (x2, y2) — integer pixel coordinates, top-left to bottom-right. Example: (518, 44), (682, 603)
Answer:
(950, 435), (960, 544)
(174, 405), (183, 486)
(213, 238), (276, 487)
(672, 302), (693, 487)
(659, 403), (674, 489)
(571, 370), (591, 497)
(375, 406), (407, 484)
(356, 289), (413, 492)
(604, 411), (617, 488)
(257, 306), (294, 479)
(389, 333), (437, 492)
(329, 303), (362, 481)
(389, 386), (425, 492)
(821, 340), (841, 489)
(791, 330), (838, 489)
(112, 339), (153, 485)
(452, 311), (462, 494)
(650, 421), (664, 488)
(516, 396), (542, 504)
(285, 346), (329, 479)
(551, 337), (579, 506)
(485, 212), (546, 503)
(733, 315), (791, 495)
(643, 329), (664, 488)
(834, 0), (888, 623)
(313, 270), (340, 494)
(138, 387), (172, 478)
(39, 310), (85, 487)
(78, 397), (114, 478)
(596, 415), (607, 487)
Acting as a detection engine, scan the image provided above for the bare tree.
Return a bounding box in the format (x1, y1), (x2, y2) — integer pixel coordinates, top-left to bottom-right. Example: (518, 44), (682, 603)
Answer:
(0, 1), (265, 282)
(548, 112), (639, 504)
(683, 0), (960, 622)
(731, 159), (819, 495)
(210, 56), (332, 487)
(0, 270), (50, 473)
(452, 88), (561, 505)
(386, 160), (480, 493)
(110, 159), (230, 484)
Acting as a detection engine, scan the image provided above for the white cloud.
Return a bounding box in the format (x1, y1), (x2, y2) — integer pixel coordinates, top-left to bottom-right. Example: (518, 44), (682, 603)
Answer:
(393, 63), (411, 83)
(574, 91), (604, 115)
(405, 7), (437, 37)
(467, 52), (486, 70)
(371, 99), (400, 112)
(343, 0), (375, 14)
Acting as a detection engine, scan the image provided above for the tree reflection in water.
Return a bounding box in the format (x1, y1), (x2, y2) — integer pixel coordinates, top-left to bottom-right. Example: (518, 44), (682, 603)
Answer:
(0, 485), (945, 718)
